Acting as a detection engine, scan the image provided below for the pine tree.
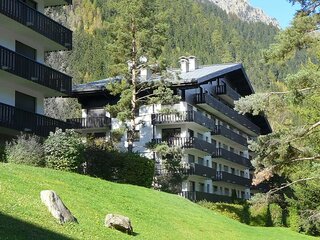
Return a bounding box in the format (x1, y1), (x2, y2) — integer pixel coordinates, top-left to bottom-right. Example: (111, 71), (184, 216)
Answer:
(105, 0), (177, 152)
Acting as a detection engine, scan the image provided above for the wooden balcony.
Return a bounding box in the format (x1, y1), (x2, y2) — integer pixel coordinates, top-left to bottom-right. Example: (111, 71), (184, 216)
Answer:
(0, 45), (72, 95)
(152, 137), (216, 155)
(194, 93), (260, 135)
(212, 125), (248, 146)
(214, 171), (251, 187)
(66, 117), (111, 129)
(0, 0), (72, 50)
(212, 148), (251, 167)
(213, 83), (240, 103)
(152, 111), (215, 131)
(0, 102), (76, 137)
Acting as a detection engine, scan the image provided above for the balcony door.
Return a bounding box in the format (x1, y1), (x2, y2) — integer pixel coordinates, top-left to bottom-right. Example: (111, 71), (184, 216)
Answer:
(15, 91), (36, 113)
(15, 41), (36, 61)
(15, 91), (36, 132)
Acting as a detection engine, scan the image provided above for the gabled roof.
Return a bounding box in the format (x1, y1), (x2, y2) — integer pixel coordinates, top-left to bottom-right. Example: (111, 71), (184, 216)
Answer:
(72, 77), (122, 93)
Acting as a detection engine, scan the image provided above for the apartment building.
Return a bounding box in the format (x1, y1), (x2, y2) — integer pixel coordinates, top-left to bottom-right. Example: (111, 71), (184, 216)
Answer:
(70, 56), (271, 202)
(0, 0), (74, 141)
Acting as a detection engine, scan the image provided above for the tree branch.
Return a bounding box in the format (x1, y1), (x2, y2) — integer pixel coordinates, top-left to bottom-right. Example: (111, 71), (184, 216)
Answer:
(267, 176), (320, 195)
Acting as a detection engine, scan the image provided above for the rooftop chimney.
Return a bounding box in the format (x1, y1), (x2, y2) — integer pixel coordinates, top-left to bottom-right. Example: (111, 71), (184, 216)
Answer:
(179, 56), (189, 73)
(188, 56), (197, 71)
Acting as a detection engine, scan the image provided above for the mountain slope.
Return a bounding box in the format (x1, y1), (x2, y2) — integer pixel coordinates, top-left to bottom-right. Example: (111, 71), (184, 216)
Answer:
(209, 0), (279, 27)
(0, 164), (315, 240)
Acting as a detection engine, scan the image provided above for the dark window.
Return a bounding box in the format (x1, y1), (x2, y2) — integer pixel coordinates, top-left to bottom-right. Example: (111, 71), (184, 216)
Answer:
(199, 183), (205, 192)
(190, 181), (195, 191)
(20, 0), (37, 9)
(240, 171), (245, 177)
(133, 130), (140, 142)
(197, 132), (203, 140)
(223, 165), (228, 172)
(188, 129), (194, 138)
(188, 154), (195, 164)
(231, 168), (235, 174)
(162, 128), (181, 140)
(225, 188), (230, 196)
(198, 157), (204, 165)
(15, 91), (36, 113)
(15, 41), (36, 60)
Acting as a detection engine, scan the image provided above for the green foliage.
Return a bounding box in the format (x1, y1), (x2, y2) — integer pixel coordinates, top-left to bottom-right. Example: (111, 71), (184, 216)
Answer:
(269, 203), (284, 227)
(149, 143), (185, 193)
(44, 129), (85, 172)
(199, 201), (250, 224)
(288, 207), (301, 232)
(5, 134), (44, 167)
(85, 141), (154, 187)
(250, 204), (272, 227)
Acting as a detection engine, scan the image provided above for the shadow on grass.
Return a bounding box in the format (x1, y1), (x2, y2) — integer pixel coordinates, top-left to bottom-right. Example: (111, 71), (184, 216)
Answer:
(0, 213), (73, 240)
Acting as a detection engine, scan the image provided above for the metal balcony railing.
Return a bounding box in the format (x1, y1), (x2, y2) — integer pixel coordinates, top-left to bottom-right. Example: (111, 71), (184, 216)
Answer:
(214, 171), (251, 187)
(0, 45), (72, 94)
(152, 137), (216, 155)
(0, 102), (76, 137)
(212, 125), (248, 146)
(66, 117), (111, 129)
(152, 111), (215, 131)
(212, 148), (251, 167)
(0, 0), (72, 50)
(194, 93), (260, 134)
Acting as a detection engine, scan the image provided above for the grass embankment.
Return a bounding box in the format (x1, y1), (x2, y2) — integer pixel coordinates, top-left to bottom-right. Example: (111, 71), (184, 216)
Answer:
(0, 163), (315, 240)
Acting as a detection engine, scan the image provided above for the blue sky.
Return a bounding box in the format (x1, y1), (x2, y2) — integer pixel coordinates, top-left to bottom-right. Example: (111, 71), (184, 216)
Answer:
(249, 0), (301, 29)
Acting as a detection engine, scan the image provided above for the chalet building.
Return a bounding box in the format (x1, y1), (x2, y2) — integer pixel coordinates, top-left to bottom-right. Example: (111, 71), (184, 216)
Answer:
(70, 56), (271, 202)
(0, 0), (74, 142)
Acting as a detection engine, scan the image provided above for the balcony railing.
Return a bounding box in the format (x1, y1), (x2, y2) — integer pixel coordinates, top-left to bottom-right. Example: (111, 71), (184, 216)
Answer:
(152, 111), (215, 131)
(66, 117), (111, 129)
(194, 93), (260, 134)
(187, 163), (216, 179)
(212, 148), (251, 167)
(212, 125), (248, 146)
(0, 45), (72, 94)
(214, 171), (251, 187)
(0, 0), (72, 50)
(180, 191), (233, 203)
(152, 137), (216, 155)
(0, 102), (76, 137)
(213, 84), (240, 101)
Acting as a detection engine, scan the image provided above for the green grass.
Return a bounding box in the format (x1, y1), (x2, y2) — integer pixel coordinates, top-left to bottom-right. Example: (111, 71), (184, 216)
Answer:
(0, 163), (315, 240)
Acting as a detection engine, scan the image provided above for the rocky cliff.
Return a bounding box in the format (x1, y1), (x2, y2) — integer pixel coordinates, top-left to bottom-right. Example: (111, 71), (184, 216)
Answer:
(209, 0), (279, 27)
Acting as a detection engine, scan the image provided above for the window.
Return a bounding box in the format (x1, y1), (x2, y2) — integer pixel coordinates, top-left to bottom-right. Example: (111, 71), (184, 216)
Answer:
(240, 171), (245, 177)
(230, 147), (234, 153)
(223, 144), (228, 150)
(188, 129), (194, 138)
(162, 128), (181, 140)
(20, 0), (37, 9)
(199, 183), (205, 192)
(213, 186), (218, 193)
(212, 162), (217, 169)
(206, 184), (210, 193)
(223, 165), (228, 172)
(231, 168), (235, 175)
(15, 41), (36, 60)
(190, 181), (195, 191)
(133, 130), (140, 142)
(197, 133), (203, 140)
(239, 151), (244, 157)
(225, 188), (230, 196)
(15, 91), (36, 113)
(198, 157), (204, 165)
(188, 154), (195, 164)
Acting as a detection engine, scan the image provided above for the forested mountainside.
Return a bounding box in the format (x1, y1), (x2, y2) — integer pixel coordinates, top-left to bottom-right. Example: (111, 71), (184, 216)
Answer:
(47, 0), (281, 91)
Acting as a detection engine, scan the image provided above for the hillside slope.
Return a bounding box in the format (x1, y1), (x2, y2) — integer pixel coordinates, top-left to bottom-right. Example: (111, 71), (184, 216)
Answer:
(0, 164), (315, 240)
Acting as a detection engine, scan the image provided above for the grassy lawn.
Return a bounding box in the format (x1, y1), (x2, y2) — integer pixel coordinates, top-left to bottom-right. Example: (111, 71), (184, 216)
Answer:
(0, 163), (316, 240)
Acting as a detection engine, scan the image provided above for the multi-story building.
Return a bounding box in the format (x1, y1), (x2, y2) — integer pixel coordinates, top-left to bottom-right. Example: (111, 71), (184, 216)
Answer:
(0, 0), (74, 142)
(69, 56), (271, 202)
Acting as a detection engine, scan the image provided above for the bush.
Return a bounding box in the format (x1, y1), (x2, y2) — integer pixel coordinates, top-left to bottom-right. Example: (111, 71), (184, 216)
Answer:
(269, 203), (284, 227)
(250, 204), (272, 227)
(287, 207), (301, 232)
(5, 134), (44, 166)
(199, 201), (250, 224)
(44, 129), (85, 171)
(84, 141), (155, 188)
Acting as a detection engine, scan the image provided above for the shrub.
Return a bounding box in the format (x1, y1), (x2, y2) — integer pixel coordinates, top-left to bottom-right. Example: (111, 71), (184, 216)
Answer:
(287, 207), (301, 232)
(250, 204), (272, 226)
(5, 134), (44, 166)
(199, 201), (250, 224)
(84, 141), (154, 187)
(269, 203), (284, 227)
(44, 129), (85, 171)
